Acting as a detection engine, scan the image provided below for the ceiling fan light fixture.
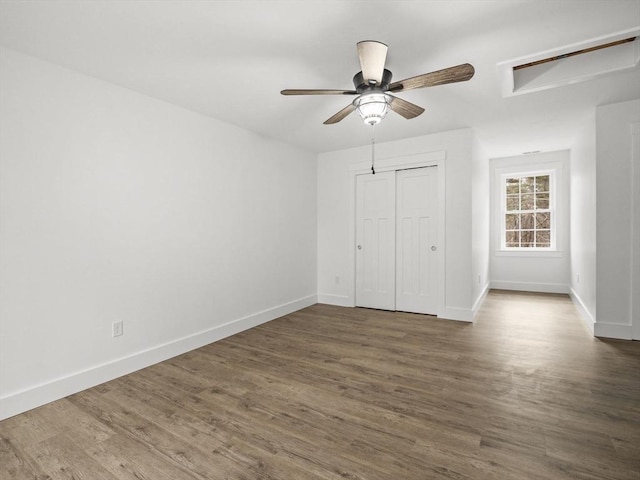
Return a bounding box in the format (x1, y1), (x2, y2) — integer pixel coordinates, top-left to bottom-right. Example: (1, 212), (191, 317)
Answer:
(354, 92), (390, 125)
(281, 40), (475, 126)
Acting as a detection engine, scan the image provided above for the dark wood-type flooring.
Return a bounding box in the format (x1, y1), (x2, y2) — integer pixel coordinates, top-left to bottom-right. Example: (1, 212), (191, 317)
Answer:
(1, 290), (639, 479)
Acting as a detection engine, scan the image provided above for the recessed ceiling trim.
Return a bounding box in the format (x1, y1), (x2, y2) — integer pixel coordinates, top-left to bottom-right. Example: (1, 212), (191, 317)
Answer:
(497, 27), (640, 97)
(513, 37), (636, 71)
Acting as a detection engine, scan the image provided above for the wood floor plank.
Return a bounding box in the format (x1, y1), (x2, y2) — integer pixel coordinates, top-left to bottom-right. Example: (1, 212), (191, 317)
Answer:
(1, 290), (639, 479)
(24, 432), (119, 480)
(85, 434), (201, 480)
(69, 389), (250, 480)
(104, 377), (329, 480)
(0, 436), (47, 480)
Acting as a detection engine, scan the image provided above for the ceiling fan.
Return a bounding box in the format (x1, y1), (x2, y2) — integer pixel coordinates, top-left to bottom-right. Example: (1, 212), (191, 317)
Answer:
(281, 41), (475, 126)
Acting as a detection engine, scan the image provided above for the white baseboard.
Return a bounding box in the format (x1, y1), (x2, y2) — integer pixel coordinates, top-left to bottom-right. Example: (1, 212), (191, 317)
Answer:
(490, 281), (569, 294)
(594, 322), (633, 340)
(568, 287), (595, 335)
(0, 295), (317, 420)
(438, 306), (474, 322)
(472, 283), (490, 320)
(317, 293), (353, 307)
(319, 293), (474, 323)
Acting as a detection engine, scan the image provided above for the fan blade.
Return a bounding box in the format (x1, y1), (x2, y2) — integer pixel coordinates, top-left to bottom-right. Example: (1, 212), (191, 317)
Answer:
(281, 89), (357, 95)
(388, 95), (425, 119)
(357, 40), (388, 85)
(388, 63), (475, 92)
(323, 103), (356, 124)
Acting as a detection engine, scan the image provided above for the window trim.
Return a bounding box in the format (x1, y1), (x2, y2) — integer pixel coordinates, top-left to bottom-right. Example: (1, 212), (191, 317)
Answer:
(499, 169), (557, 251)
(491, 157), (565, 259)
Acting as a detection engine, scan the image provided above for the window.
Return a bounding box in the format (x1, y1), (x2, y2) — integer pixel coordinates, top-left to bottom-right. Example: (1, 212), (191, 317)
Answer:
(491, 153), (565, 258)
(502, 172), (554, 250)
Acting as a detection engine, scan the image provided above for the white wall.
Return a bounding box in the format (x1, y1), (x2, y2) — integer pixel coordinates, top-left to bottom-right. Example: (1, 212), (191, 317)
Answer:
(0, 47), (318, 419)
(595, 99), (639, 339)
(471, 137), (490, 313)
(633, 121), (640, 341)
(317, 128), (476, 321)
(569, 112), (597, 332)
(489, 151), (571, 293)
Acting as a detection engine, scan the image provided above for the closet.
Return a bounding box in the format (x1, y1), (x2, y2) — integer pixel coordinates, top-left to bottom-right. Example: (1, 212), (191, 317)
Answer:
(355, 166), (439, 314)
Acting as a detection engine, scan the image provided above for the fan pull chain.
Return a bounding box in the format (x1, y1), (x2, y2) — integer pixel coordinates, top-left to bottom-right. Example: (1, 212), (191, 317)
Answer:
(371, 125), (376, 175)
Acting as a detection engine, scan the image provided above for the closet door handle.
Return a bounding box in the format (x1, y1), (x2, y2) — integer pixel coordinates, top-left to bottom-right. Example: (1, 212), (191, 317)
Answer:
(430, 245), (437, 251)
(357, 245), (362, 250)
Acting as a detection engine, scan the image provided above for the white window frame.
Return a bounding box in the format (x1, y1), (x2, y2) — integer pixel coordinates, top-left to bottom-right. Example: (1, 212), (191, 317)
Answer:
(500, 170), (556, 251)
(492, 157), (565, 258)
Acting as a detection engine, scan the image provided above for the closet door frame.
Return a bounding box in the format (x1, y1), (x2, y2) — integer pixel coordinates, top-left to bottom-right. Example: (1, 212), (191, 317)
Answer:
(348, 151), (446, 317)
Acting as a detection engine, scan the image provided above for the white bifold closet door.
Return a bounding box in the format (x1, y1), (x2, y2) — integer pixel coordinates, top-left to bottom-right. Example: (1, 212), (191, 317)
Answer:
(355, 171), (396, 310)
(355, 166), (438, 314)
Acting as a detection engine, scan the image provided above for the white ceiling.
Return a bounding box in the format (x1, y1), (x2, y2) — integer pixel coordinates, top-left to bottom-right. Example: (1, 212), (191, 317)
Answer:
(1, 0), (639, 156)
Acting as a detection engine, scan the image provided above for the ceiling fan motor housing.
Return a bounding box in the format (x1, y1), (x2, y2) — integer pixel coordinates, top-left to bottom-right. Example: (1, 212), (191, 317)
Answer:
(353, 69), (393, 92)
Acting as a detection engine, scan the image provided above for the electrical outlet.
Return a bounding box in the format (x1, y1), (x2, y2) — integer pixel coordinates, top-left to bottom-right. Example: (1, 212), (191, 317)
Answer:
(112, 320), (124, 337)
(335, 275), (340, 284)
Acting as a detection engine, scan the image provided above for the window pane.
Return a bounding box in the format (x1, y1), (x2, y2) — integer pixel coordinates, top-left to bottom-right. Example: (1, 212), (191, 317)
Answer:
(506, 195), (519, 211)
(521, 194), (534, 210)
(536, 193), (549, 209)
(535, 175), (549, 192)
(521, 213), (534, 230)
(506, 230), (519, 247)
(521, 230), (535, 247)
(520, 177), (535, 193)
(505, 213), (519, 229)
(535, 212), (550, 229)
(536, 230), (550, 247)
(506, 178), (519, 194)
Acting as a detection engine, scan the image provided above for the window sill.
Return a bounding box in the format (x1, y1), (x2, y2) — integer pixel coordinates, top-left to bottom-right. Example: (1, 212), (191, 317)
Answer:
(495, 249), (564, 258)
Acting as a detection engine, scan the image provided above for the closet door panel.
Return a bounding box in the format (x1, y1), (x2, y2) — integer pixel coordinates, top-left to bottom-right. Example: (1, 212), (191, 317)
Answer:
(396, 167), (438, 314)
(355, 172), (396, 310)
